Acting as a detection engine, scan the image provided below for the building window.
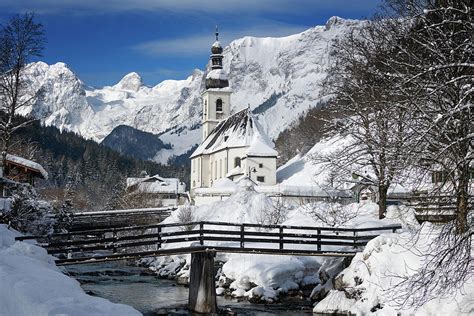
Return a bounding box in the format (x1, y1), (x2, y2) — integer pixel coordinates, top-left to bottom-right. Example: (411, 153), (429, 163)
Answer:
(215, 162), (217, 180)
(257, 176), (265, 182)
(234, 157), (241, 167)
(259, 163), (263, 168)
(432, 171), (448, 183)
(193, 180), (196, 188)
(216, 99), (223, 112)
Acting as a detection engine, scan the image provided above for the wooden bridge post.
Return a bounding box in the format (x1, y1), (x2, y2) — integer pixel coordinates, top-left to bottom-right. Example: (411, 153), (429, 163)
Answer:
(157, 226), (162, 250)
(199, 222), (204, 245)
(240, 224), (245, 248)
(188, 250), (217, 314)
(317, 229), (321, 252)
(279, 226), (284, 250)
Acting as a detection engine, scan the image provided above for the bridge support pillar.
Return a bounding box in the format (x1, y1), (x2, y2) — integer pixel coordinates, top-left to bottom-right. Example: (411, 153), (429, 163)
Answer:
(188, 250), (217, 314)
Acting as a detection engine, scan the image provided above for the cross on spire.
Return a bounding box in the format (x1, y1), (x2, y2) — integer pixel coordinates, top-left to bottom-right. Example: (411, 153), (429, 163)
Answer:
(215, 26), (219, 41)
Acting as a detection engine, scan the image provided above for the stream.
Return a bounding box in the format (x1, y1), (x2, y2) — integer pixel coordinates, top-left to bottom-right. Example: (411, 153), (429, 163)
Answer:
(64, 261), (314, 315)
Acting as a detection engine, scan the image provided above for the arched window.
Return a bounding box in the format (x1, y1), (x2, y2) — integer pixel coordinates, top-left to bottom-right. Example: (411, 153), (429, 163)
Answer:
(216, 99), (223, 112)
(234, 157), (241, 167)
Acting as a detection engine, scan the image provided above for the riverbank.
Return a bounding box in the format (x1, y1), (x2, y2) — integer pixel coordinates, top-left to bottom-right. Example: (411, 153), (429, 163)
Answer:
(65, 261), (314, 315)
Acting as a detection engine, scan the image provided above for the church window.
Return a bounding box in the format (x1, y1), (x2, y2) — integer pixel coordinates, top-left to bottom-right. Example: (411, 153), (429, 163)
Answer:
(259, 163), (263, 168)
(216, 99), (223, 112)
(215, 162), (217, 180)
(193, 180), (196, 187)
(234, 157), (241, 168)
(257, 176), (265, 182)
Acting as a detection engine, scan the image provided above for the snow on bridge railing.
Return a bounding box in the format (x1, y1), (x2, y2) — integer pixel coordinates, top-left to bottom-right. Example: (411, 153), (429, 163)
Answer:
(71, 206), (176, 216)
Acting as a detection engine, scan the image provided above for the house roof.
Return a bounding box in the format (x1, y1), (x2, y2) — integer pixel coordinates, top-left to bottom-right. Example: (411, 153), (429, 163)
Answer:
(126, 174), (186, 194)
(6, 154), (48, 179)
(191, 108), (278, 158)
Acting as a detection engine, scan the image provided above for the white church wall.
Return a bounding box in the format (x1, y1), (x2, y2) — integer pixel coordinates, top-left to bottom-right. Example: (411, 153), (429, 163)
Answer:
(244, 156), (277, 185)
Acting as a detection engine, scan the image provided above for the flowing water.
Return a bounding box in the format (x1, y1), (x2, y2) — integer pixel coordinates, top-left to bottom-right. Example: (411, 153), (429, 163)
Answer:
(64, 261), (313, 315)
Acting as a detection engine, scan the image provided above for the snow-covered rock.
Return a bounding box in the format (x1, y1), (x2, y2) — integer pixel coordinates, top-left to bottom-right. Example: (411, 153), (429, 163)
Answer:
(20, 17), (364, 163)
(0, 225), (140, 316)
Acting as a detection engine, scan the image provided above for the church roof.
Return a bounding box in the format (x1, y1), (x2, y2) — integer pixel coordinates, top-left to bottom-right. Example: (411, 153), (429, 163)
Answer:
(191, 108), (278, 158)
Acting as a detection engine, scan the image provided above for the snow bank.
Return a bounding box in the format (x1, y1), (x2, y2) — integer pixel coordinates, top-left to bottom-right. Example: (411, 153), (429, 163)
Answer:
(0, 225), (140, 316)
(277, 135), (352, 187)
(314, 223), (473, 315)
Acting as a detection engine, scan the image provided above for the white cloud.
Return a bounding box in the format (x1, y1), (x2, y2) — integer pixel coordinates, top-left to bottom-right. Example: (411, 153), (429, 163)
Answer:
(133, 23), (307, 57)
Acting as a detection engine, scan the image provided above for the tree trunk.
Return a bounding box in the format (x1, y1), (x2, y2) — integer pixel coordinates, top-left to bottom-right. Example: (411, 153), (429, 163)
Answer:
(378, 184), (388, 219)
(455, 165), (470, 234)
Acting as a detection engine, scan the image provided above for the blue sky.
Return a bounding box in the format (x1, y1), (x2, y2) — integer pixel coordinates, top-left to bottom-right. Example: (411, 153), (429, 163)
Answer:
(0, 0), (381, 87)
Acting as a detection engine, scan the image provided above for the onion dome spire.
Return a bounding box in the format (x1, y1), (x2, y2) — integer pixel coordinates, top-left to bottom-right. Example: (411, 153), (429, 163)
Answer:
(206, 26), (229, 89)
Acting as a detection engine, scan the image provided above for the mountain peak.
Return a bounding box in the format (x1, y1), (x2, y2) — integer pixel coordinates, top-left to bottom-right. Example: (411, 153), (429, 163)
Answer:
(115, 72), (143, 92)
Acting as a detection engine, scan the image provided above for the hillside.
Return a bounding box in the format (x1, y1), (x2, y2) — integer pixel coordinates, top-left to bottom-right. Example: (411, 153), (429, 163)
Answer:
(9, 118), (188, 210)
(102, 125), (171, 161)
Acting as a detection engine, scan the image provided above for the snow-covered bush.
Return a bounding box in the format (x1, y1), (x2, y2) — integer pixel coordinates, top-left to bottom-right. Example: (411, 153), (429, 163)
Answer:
(177, 204), (196, 231)
(4, 183), (55, 235)
(301, 201), (359, 227)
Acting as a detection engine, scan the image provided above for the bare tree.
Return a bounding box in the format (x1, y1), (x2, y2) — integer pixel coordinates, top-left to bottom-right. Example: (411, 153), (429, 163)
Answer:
(0, 13), (45, 177)
(314, 20), (415, 219)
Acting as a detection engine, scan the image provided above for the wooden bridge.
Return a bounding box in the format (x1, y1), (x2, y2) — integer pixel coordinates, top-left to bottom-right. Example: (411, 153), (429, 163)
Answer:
(16, 221), (401, 313)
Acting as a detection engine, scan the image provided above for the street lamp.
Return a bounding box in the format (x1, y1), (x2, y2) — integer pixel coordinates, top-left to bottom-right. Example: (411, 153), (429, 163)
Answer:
(248, 167), (257, 181)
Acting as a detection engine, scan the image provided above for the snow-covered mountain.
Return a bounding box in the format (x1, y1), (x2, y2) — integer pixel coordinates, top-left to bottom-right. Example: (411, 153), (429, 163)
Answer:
(20, 17), (362, 164)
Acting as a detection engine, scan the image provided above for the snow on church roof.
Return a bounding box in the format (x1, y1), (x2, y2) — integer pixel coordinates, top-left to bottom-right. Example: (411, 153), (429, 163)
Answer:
(206, 69), (228, 81)
(191, 108), (278, 158)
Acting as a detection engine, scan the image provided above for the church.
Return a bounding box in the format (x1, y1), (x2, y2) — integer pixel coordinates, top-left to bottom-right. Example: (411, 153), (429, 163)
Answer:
(190, 30), (278, 193)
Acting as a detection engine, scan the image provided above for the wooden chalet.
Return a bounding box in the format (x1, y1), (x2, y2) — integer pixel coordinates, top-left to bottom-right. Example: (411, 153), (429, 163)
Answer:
(4, 154), (48, 186)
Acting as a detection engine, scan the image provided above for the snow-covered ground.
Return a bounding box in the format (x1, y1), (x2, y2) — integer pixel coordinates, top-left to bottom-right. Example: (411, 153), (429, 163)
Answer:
(0, 224), (140, 316)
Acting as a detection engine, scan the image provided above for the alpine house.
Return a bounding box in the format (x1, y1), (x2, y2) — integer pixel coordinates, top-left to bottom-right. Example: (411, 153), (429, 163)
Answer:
(190, 29), (278, 193)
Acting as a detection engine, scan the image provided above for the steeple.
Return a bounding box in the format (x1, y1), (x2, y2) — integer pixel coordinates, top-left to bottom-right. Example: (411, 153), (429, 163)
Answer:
(206, 26), (229, 89)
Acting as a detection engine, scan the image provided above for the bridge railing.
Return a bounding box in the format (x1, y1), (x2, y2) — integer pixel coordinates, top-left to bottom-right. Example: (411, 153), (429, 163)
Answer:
(15, 221), (402, 265)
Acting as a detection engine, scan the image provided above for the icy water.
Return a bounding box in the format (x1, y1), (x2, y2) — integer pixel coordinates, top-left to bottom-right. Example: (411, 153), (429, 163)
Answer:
(64, 261), (313, 315)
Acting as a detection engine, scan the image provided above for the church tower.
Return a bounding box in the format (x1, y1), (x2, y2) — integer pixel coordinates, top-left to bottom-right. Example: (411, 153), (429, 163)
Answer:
(201, 27), (232, 140)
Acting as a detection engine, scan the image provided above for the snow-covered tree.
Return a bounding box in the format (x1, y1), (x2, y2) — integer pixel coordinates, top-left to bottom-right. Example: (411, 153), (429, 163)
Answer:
(385, 0), (472, 233)
(375, 0), (473, 307)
